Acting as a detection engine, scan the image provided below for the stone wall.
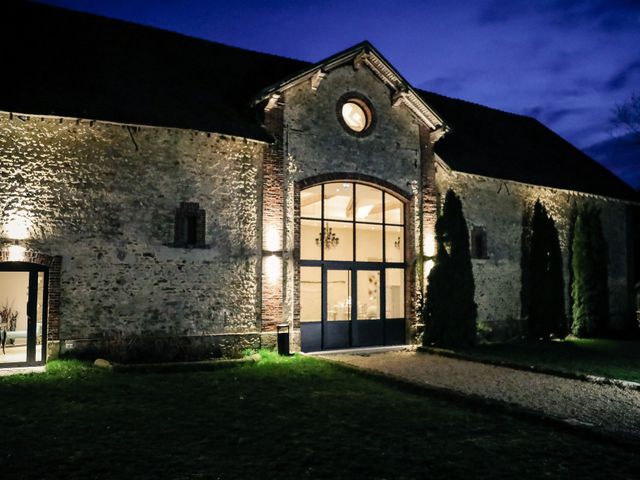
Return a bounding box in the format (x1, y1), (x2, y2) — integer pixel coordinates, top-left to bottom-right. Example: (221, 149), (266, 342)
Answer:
(435, 160), (633, 332)
(279, 63), (427, 346)
(0, 112), (264, 357)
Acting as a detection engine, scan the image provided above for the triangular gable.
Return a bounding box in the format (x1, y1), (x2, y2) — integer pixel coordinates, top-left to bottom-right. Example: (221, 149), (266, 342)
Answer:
(253, 41), (449, 134)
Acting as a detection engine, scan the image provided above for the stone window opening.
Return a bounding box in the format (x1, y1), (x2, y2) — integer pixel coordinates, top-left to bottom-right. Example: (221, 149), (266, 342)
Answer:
(471, 226), (488, 259)
(173, 202), (206, 248)
(336, 92), (376, 137)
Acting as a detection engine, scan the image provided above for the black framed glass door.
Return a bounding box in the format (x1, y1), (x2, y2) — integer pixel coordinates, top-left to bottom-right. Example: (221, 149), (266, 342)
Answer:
(299, 181), (406, 352)
(323, 266), (352, 350)
(0, 264), (48, 367)
(302, 263), (403, 350)
(324, 265), (384, 349)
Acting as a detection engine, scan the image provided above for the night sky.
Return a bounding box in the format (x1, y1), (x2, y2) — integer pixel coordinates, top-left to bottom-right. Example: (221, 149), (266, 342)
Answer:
(40, 0), (640, 187)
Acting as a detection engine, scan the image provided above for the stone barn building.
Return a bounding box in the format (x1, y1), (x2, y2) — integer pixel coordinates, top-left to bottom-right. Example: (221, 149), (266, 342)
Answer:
(0, 2), (636, 366)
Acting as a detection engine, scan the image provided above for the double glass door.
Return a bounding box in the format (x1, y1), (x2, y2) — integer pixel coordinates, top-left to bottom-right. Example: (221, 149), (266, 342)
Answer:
(324, 266), (382, 349)
(301, 264), (405, 351)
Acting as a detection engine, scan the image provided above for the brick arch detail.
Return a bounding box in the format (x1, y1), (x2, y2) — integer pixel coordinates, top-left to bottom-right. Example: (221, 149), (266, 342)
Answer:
(297, 172), (413, 201)
(0, 248), (62, 343)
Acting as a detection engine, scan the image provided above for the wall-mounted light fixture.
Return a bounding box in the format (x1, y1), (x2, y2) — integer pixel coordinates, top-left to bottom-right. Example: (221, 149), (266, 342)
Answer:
(7, 244), (26, 262)
(265, 226), (281, 253)
(264, 254), (282, 283)
(3, 210), (31, 262)
(423, 232), (436, 279)
(3, 210), (31, 241)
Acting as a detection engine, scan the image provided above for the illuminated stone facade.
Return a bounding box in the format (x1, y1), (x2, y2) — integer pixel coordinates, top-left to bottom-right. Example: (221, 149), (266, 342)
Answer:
(0, 33), (635, 361)
(435, 163), (634, 332)
(267, 64), (428, 349)
(0, 113), (264, 357)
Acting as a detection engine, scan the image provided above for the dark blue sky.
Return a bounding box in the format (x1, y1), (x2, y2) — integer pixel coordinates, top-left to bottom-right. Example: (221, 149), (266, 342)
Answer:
(41, 0), (640, 186)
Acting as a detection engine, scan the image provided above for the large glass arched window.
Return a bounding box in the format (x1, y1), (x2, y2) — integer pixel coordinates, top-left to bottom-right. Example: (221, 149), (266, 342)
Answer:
(299, 182), (406, 351)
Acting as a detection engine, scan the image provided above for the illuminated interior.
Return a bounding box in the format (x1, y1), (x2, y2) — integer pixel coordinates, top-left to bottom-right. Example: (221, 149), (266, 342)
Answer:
(300, 182), (405, 329)
(341, 101), (369, 132)
(0, 271), (44, 365)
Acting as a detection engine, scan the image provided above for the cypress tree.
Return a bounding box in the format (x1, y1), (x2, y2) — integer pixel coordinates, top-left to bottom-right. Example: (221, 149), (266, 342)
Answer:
(523, 200), (566, 340)
(571, 205), (609, 337)
(520, 204), (532, 321)
(423, 189), (477, 348)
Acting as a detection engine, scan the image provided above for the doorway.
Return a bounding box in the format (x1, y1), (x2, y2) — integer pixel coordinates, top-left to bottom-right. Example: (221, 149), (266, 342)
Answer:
(299, 181), (406, 351)
(0, 264), (48, 367)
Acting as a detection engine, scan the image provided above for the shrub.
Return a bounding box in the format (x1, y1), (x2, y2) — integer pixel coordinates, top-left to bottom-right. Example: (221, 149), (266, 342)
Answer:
(521, 200), (566, 340)
(571, 204), (609, 337)
(423, 189), (477, 348)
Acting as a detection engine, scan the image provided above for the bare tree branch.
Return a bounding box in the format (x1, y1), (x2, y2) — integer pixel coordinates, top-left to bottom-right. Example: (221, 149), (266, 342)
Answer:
(613, 92), (640, 144)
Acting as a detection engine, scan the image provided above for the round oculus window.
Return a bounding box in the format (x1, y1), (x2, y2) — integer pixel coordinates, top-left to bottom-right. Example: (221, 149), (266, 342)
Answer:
(337, 95), (374, 135)
(341, 101), (369, 132)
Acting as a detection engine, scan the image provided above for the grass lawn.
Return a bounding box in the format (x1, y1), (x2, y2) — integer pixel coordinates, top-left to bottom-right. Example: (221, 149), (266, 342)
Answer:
(1, 353), (639, 480)
(453, 338), (640, 383)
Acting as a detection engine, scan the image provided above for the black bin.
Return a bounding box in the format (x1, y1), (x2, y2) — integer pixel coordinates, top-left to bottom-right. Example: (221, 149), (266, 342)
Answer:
(277, 323), (290, 356)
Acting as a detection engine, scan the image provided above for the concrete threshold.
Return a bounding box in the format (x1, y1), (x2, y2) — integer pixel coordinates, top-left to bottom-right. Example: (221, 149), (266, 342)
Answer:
(0, 366), (46, 377)
(304, 344), (413, 356)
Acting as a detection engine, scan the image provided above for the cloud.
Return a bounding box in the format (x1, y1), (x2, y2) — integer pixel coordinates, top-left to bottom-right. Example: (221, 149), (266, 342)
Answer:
(520, 105), (589, 127)
(584, 133), (640, 187)
(605, 60), (640, 91)
(417, 76), (465, 95)
(556, 0), (640, 32)
(477, 1), (528, 24)
(477, 0), (640, 33)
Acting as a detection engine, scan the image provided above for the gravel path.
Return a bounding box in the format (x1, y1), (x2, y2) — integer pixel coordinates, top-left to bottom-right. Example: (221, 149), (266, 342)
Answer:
(321, 350), (640, 440)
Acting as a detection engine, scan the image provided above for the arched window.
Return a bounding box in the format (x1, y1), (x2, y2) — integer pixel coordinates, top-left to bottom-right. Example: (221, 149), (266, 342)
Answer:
(299, 182), (406, 351)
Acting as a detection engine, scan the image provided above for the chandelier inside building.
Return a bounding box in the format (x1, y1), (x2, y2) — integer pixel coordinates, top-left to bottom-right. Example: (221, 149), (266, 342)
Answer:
(315, 227), (339, 250)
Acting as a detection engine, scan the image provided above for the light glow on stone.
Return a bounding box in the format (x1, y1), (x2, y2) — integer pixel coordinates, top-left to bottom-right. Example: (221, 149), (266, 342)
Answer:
(265, 226), (280, 252)
(424, 259), (435, 279)
(7, 244), (26, 262)
(264, 254), (281, 283)
(424, 233), (436, 258)
(4, 211), (31, 240)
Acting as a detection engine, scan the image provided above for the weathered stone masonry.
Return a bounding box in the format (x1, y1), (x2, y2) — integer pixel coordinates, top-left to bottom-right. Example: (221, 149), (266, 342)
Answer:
(0, 112), (264, 356)
(281, 64), (428, 345)
(435, 161), (633, 331)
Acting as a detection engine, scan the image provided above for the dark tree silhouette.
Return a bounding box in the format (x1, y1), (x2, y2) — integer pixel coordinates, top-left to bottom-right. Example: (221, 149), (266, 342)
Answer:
(423, 189), (477, 348)
(522, 200), (566, 340)
(571, 204), (609, 337)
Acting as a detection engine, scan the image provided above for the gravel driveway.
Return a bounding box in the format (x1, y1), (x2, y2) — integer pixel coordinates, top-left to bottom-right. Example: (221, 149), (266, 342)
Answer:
(320, 349), (640, 441)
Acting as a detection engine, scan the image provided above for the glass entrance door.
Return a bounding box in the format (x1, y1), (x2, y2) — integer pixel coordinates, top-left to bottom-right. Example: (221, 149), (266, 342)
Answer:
(299, 181), (406, 352)
(353, 269), (382, 347)
(323, 267), (384, 349)
(0, 266), (48, 367)
(323, 268), (352, 350)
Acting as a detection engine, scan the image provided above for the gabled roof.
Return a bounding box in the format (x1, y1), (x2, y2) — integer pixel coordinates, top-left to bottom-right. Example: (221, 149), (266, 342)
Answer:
(254, 41), (447, 132)
(419, 91), (637, 201)
(1, 1), (635, 201)
(1, 1), (310, 141)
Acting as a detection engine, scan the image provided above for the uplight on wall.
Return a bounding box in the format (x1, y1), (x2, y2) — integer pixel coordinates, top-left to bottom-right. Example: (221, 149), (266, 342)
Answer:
(3, 211), (31, 241)
(265, 226), (281, 252)
(7, 244), (26, 262)
(424, 233), (436, 258)
(424, 259), (435, 279)
(264, 254), (282, 283)
(424, 232), (436, 279)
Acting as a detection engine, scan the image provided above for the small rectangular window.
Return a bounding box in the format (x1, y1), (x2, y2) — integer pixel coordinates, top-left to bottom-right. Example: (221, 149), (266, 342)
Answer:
(174, 202), (206, 247)
(471, 226), (488, 259)
(185, 216), (197, 245)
